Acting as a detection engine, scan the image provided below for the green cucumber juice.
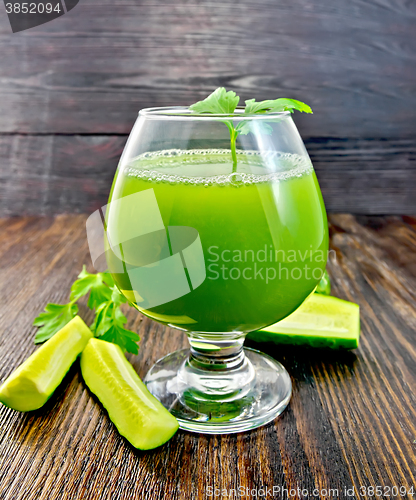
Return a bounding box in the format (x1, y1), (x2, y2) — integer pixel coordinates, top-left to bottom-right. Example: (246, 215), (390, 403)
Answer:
(105, 149), (328, 333)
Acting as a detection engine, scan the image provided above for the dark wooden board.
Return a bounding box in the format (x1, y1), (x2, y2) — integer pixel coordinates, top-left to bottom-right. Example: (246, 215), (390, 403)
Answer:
(0, 214), (415, 499)
(0, 135), (414, 216)
(0, 134), (125, 216)
(0, 0), (415, 216)
(0, 0), (414, 137)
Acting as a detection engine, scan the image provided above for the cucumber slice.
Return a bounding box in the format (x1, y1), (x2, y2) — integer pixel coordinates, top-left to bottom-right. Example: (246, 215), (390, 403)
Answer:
(80, 338), (179, 450)
(0, 316), (93, 411)
(247, 294), (360, 349)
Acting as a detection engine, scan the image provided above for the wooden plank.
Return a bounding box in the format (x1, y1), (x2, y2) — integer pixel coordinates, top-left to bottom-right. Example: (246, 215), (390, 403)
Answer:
(0, 135), (414, 216)
(0, 214), (415, 499)
(0, 0), (414, 136)
(0, 135), (126, 216)
(307, 139), (416, 214)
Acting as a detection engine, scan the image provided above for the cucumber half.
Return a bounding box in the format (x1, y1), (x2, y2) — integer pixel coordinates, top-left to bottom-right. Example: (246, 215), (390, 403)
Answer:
(0, 316), (93, 411)
(80, 338), (179, 450)
(247, 294), (360, 349)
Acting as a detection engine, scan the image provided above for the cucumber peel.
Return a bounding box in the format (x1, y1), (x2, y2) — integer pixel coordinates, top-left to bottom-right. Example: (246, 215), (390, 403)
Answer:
(80, 338), (179, 450)
(247, 294), (360, 349)
(0, 316), (93, 411)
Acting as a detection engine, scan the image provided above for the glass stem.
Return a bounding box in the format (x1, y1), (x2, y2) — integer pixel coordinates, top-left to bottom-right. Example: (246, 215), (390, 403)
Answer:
(180, 333), (255, 399)
(188, 333), (246, 370)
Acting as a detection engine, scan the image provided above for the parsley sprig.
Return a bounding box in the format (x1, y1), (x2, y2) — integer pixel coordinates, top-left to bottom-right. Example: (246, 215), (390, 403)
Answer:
(33, 266), (140, 354)
(189, 87), (312, 172)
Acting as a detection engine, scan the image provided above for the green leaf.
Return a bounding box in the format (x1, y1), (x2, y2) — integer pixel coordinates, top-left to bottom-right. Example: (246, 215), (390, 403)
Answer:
(189, 87), (240, 114)
(237, 97), (311, 138)
(111, 286), (128, 306)
(33, 302), (78, 343)
(70, 265), (113, 309)
(101, 272), (115, 288)
(34, 265), (139, 353)
(100, 325), (141, 355)
(236, 120), (274, 136)
(94, 302), (113, 337)
(91, 295), (139, 354)
(244, 99), (278, 114)
(189, 89), (312, 173)
(315, 269), (331, 295)
(245, 98), (312, 114)
(89, 301), (107, 334)
(114, 305), (128, 325)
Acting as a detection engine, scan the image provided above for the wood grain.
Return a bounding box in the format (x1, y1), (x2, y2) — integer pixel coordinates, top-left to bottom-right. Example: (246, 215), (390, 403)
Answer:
(0, 0), (415, 215)
(0, 135), (125, 216)
(0, 135), (414, 216)
(0, 0), (414, 138)
(0, 214), (415, 499)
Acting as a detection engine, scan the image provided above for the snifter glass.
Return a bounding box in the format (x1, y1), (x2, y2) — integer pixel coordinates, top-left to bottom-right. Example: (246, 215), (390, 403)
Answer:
(104, 107), (328, 433)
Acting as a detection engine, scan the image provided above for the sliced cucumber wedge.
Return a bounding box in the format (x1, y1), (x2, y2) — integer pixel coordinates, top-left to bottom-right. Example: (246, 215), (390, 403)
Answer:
(247, 294), (360, 349)
(0, 316), (93, 411)
(80, 338), (179, 450)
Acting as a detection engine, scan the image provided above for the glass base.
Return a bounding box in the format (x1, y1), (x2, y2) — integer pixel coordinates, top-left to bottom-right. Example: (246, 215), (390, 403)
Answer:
(144, 347), (292, 434)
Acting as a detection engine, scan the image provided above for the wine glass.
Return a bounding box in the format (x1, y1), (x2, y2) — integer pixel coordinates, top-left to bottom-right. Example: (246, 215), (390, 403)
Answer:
(103, 107), (328, 434)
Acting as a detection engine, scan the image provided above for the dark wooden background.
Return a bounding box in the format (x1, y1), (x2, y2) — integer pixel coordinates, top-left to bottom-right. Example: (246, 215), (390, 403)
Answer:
(0, 3), (416, 499)
(0, 0), (415, 216)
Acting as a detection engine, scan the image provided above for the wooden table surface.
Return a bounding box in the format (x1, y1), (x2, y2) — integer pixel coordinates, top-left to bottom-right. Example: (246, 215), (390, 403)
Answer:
(0, 214), (415, 500)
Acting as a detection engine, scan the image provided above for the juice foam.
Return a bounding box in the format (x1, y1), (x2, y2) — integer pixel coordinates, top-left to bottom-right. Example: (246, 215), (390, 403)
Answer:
(123, 149), (313, 187)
